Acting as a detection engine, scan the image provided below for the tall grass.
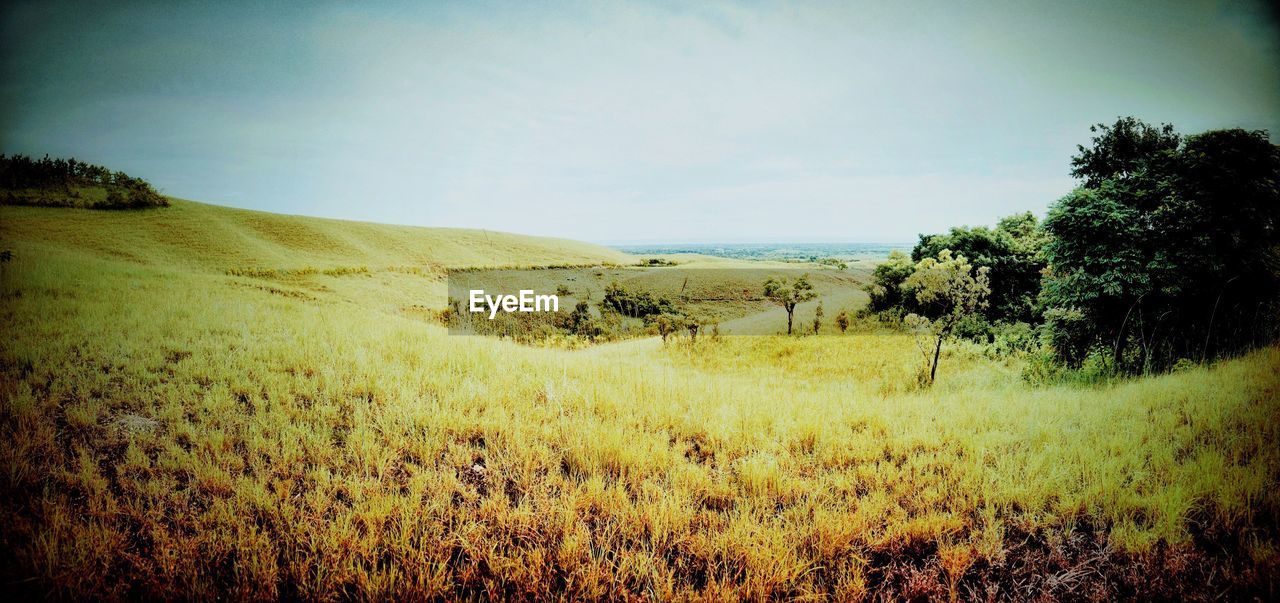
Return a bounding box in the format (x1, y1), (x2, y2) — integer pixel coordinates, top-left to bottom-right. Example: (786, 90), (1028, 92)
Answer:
(1, 204), (1277, 599)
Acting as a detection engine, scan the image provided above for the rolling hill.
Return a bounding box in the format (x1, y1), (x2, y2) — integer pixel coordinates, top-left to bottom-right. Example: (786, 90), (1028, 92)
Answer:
(0, 198), (633, 272)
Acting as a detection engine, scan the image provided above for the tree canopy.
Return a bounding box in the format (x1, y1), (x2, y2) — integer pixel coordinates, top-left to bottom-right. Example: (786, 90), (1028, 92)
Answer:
(864, 117), (1279, 377)
(903, 250), (991, 385)
(763, 275), (816, 335)
(911, 212), (1047, 323)
(1042, 120), (1280, 371)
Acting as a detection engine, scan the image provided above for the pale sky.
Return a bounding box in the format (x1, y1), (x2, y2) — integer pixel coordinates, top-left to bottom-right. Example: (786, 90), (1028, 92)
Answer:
(3, 1), (1278, 243)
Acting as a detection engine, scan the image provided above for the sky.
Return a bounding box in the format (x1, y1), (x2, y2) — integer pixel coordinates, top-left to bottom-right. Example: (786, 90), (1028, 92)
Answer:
(2, 1), (1278, 244)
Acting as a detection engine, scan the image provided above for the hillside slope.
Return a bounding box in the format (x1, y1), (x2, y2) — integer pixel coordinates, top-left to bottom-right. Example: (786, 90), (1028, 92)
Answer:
(0, 199), (632, 272)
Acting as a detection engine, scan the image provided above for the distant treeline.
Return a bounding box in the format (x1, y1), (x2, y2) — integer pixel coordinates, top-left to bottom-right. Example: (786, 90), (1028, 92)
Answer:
(0, 154), (168, 209)
(868, 118), (1280, 376)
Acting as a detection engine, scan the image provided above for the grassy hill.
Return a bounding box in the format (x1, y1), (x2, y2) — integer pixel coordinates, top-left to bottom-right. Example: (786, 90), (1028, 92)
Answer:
(1, 199), (633, 271)
(0, 198), (1277, 599)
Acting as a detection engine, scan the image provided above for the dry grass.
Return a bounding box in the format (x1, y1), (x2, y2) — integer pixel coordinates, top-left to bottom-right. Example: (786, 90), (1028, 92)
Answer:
(1, 203), (1278, 600)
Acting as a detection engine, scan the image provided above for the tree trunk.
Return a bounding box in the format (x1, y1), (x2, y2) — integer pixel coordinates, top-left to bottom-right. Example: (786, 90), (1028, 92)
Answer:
(930, 335), (944, 384)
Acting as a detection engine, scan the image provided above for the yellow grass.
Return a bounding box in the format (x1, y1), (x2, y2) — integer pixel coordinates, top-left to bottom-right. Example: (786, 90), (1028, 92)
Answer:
(1, 202), (1277, 599)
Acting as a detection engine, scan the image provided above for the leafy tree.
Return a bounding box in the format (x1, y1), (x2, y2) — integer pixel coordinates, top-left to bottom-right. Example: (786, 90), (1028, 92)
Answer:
(601, 281), (676, 318)
(912, 212), (1047, 323)
(1042, 118), (1280, 372)
(813, 301), (824, 334)
(763, 275), (816, 335)
(1040, 185), (1149, 365)
(865, 251), (916, 314)
(835, 309), (849, 333)
(902, 251), (991, 385)
(105, 189), (126, 208)
(1068, 117), (1180, 188)
(679, 312), (709, 344)
(647, 313), (682, 343)
(567, 301), (602, 340)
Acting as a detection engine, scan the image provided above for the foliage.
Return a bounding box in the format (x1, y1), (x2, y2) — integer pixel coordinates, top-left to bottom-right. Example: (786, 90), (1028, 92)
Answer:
(0, 154), (168, 209)
(1069, 117), (1181, 188)
(902, 251), (992, 385)
(865, 250), (916, 314)
(763, 274), (817, 335)
(564, 301), (597, 339)
(1041, 119), (1280, 372)
(912, 212), (1048, 323)
(601, 281), (677, 318)
(646, 312), (684, 343)
(683, 314), (703, 342)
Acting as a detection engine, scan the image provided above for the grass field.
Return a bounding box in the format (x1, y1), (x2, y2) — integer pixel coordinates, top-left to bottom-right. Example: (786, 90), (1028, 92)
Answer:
(1, 201), (1278, 600)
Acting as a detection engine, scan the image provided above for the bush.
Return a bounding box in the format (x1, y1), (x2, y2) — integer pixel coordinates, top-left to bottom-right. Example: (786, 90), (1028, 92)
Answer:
(951, 314), (993, 342)
(1022, 347), (1114, 386)
(601, 281), (677, 318)
(1021, 348), (1066, 386)
(989, 321), (1038, 356)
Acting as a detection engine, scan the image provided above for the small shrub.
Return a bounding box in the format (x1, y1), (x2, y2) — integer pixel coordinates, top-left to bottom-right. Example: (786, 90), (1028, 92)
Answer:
(1171, 357), (1196, 373)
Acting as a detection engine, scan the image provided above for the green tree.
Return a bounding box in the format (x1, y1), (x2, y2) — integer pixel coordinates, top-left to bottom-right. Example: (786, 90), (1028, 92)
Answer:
(902, 251), (991, 385)
(865, 251), (916, 314)
(912, 212), (1047, 323)
(567, 301), (602, 341)
(763, 275), (816, 335)
(601, 281), (675, 318)
(1040, 184), (1149, 366)
(1042, 119), (1280, 372)
(648, 313), (682, 343)
(1068, 117), (1180, 187)
(813, 301), (824, 334)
